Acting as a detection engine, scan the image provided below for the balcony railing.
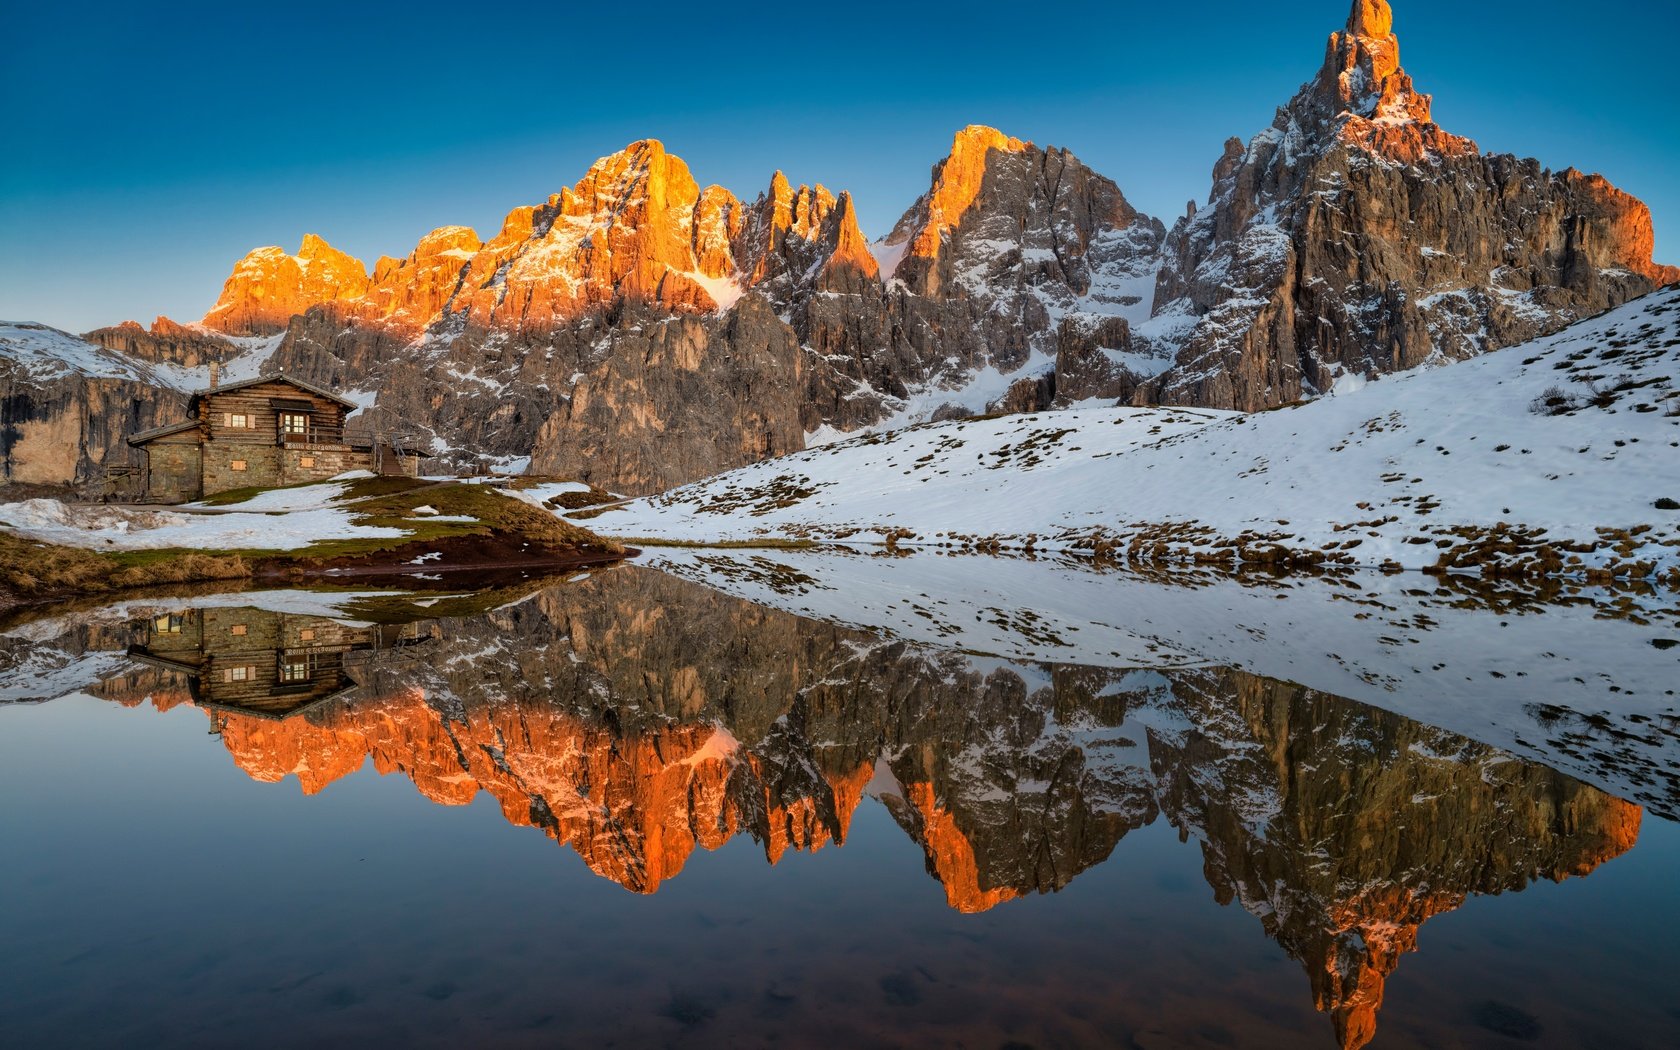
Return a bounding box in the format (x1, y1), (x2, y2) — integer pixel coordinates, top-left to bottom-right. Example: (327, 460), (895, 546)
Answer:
(278, 424), (345, 447)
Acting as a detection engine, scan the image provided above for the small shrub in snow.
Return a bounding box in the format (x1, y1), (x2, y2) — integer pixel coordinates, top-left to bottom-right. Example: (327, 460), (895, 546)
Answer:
(1530, 386), (1578, 415)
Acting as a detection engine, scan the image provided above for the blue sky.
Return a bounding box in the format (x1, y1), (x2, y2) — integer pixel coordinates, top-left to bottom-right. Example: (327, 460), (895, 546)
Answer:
(3, 0), (1675, 333)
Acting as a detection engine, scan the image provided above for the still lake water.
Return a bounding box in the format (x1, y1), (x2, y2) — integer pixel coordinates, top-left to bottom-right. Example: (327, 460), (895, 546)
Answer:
(2, 556), (1677, 1049)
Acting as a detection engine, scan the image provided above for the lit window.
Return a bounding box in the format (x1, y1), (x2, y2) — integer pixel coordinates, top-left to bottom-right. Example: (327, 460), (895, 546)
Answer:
(280, 413), (309, 435)
(231, 460), (247, 471)
(281, 661), (310, 682)
(224, 665), (252, 683)
(230, 624), (247, 636)
(223, 413), (250, 429)
(153, 613), (183, 634)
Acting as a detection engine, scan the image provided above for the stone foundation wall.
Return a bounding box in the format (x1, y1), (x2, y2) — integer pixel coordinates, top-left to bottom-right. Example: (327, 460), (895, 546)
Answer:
(278, 445), (373, 485)
(202, 444), (282, 495)
(141, 437), (202, 503)
(198, 442), (373, 496)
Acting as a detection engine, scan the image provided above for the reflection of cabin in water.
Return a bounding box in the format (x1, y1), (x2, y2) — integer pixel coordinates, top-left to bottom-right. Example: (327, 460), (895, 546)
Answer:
(128, 607), (427, 721)
(121, 374), (429, 502)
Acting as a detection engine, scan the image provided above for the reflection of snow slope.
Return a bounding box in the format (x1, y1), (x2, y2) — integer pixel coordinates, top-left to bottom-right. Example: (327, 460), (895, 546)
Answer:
(649, 547), (1680, 819)
(596, 289), (1680, 581)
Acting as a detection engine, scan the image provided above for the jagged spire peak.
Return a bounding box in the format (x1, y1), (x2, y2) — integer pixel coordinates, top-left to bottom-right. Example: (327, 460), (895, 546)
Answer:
(1348, 0), (1394, 38)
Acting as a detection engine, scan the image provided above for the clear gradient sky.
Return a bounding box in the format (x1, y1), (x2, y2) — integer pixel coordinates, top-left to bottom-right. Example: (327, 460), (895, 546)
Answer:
(3, 0), (1675, 334)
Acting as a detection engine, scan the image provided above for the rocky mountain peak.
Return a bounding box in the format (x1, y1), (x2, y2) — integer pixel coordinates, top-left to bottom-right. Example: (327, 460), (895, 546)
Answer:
(202, 235), (370, 336)
(817, 191), (880, 291)
(1294, 0), (1473, 161)
(734, 173), (840, 285)
(1346, 0), (1393, 38)
(560, 139), (699, 221)
(1140, 0), (1674, 414)
(884, 125), (1034, 290)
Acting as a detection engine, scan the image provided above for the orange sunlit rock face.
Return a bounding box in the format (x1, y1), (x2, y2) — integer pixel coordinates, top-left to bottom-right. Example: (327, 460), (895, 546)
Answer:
(202, 234), (371, 336)
(880, 125), (1030, 297)
(194, 139), (899, 341)
(1314, 0), (1474, 163)
(360, 225), (483, 331)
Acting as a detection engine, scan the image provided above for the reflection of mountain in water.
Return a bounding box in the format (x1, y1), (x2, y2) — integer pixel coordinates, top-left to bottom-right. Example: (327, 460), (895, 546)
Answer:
(81, 568), (1641, 1050)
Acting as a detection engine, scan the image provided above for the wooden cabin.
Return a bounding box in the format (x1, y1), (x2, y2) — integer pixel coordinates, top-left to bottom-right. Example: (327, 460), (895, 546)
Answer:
(123, 373), (428, 502)
(128, 606), (427, 721)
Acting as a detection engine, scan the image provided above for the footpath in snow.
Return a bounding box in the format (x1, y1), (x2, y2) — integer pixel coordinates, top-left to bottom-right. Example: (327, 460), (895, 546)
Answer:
(584, 288), (1680, 582)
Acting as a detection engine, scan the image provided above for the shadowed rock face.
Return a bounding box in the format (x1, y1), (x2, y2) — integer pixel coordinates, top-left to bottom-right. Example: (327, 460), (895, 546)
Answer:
(70, 564), (1642, 1047)
(1136, 0), (1680, 412)
(0, 322), (194, 490)
(82, 317), (241, 372)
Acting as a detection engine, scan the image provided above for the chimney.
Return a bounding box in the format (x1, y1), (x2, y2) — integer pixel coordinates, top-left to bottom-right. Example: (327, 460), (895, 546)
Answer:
(208, 359), (220, 390)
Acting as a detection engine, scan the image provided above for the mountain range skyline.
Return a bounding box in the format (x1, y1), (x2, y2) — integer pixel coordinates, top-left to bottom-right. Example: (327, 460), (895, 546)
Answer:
(4, 0), (1677, 333)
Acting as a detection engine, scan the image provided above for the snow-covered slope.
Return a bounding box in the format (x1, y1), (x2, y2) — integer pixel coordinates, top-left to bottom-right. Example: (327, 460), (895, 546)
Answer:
(0, 321), (177, 387)
(0, 320), (268, 392)
(0, 497), (404, 551)
(585, 288), (1680, 582)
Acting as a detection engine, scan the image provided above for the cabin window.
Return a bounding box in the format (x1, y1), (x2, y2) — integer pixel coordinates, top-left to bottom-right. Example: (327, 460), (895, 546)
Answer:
(281, 660), (310, 683)
(299, 456), (316, 468)
(280, 413), (309, 435)
(230, 624), (247, 636)
(298, 628), (315, 642)
(223, 413), (251, 429)
(224, 665), (253, 683)
(231, 460), (247, 472)
(153, 614), (183, 635)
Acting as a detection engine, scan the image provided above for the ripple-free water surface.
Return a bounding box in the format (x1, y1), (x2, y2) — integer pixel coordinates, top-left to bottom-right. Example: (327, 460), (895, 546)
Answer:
(1, 562), (1676, 1049)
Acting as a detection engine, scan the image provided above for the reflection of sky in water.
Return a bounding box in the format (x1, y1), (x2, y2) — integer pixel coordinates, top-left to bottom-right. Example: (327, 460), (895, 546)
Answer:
(3, 694), (1677, 1048)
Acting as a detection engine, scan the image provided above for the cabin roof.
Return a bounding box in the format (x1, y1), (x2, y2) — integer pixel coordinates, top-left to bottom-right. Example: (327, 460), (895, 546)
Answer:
(126, 420), (200, 447)
(189, 373), (360, 412)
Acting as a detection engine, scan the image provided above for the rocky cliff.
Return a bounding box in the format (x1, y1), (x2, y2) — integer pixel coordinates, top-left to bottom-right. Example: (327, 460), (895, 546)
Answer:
(178, 129), (1166, 489)
(1117, 0), (1680, 411)
(172, 2), (1680, 483)
(0, 322), (191, 490)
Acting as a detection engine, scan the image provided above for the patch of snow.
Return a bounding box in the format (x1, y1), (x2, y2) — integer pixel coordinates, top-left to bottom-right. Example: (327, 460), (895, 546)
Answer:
(869, 237), (910, 284)
(685, 270), (745, 312)
(0, 498), (403, 551)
